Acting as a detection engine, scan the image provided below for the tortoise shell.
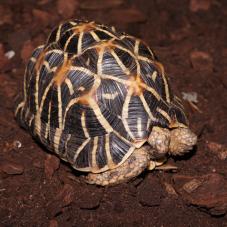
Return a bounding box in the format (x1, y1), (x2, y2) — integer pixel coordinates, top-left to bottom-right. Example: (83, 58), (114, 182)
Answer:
(15, 19), (188, 173)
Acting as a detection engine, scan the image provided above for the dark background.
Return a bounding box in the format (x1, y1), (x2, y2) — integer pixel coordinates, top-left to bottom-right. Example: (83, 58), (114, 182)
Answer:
(0, 0), (226, 226)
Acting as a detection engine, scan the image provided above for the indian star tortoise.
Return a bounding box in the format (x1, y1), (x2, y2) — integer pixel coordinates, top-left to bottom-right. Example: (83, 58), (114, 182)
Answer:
(15, 20), (197, 186)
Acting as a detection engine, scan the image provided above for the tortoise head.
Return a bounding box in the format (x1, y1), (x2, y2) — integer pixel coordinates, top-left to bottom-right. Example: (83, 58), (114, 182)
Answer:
(147, 126), (197, 158)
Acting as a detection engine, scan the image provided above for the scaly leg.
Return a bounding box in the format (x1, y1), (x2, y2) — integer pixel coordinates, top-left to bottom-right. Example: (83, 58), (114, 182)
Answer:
(86, 147), (150, 186)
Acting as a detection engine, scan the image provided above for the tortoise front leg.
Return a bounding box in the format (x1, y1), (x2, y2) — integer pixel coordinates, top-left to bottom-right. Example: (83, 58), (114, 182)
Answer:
(86, 147), (150, 186)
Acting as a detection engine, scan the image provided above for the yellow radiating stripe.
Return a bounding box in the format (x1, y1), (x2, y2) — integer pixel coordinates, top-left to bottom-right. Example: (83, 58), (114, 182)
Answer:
(70, 66), (95, 77)
(90, 31), (100, 42)
(56, 24), (62, 42)
(111, 50), (130, 75)
(39, 80), (54, 114)
(157, 107), (172, 123)
(88, 98), (113, 133)
(73, 138), (90, 162)
(102, 92), (119, 100)
(15, 101), (24, 116)
(135, 58), (141, 75)
(64, 134), (71, 159)
(43, 61), (51, 72)
(85, 42), (136, 61)
(62, 75), (101, 130)
(112, 130), (130, 145)
(91, 136), (99, 171)
(137, 117), (142, 137)
(134, 39), (140, 55)
(139, 94), (157, 121)
(35, 66), (40, 113)
(64, 33), (76, 52)
(151, 71), (158, 82)
(46, 49), (63, 56)
(30, 57), (37, 62)
(137, 55), (153, 63)
(36, 80), (54, 137)
(140, 83), (161, 101)
(111, 26), (116, 32)
(85, 58), (90, 66)
(105, 134), (115, 169)
(121, 88), (134, 139)
(62, 97), (79, 129)
(70, 21), (77, 26)
(34, 113), (41, 137)
(45, 101), (51, 139)
(57, 85), (63, 129)
(97, 47), (104, 75)
(65, 78), (74, 95)
(34, 55), (43, 136)
(154, 61), (170, 103)
(96, 28), (117, 39)
(28, 114), (34, 127)
(162, 73), (170, 103)
(77, 31), (84, 54)
(81, 111), (89, 138)
(115, 45), (136, 59)
(53, 128), (62, 154)
(101, 74), (128, 84)
(147, 118), (151, 130)
(147, 46), (155, 59)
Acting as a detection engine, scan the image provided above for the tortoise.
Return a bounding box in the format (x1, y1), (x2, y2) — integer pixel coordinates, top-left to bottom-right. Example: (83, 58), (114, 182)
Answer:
(15, 19), (197, 186)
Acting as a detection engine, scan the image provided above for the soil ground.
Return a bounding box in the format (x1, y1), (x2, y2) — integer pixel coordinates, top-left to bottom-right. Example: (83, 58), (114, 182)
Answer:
(0, 0), (227, 226)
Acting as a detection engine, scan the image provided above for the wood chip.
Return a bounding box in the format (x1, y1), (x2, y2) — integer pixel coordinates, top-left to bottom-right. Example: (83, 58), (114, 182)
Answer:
(49, 219), (58, 227)
(44, 154), (60, 179)
(109, 9), (146, 24)
(32, 9), (51, 26)
(190, 0), (213, 12)
(0, 160), (24, 175)
(57, 183), (75, 206)
(190, 50), (213, 72)
(0, 5), (13, 25)
(163, 182), (178, 196)
(57, 0), (79, 19)
(80, 0), (123, 10)
(20, 40), (35, 63)
(182, 179), (203, 193)
(173, 174), (227, 216)
(207, 141), (227, 160)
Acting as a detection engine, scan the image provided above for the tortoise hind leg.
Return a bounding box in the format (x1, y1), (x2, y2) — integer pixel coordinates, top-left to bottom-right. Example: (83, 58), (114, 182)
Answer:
(86, 147), (150, 186)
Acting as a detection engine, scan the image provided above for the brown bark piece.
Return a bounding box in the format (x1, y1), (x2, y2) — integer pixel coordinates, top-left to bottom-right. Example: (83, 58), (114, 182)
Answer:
(207, 141), (227, 160)
(57, 0), (79, 19)
(173, 174), (227, 216)
(190, 0), (212, 12)
(109, 9), (146, 24)
(190, 50), (213, 72)
(44, 154), (60, 179)
(46, 184), (74, 218)
(137, 175), (165, 207)
(20, 40), (35, 63)
(80, 0), (123, 10)
(32, 9), (51, 27)
(0, 160), (24, 175)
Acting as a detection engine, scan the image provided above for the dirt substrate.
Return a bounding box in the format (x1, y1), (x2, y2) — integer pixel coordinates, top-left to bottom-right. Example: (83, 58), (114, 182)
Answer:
(0, 0), (227, 226)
